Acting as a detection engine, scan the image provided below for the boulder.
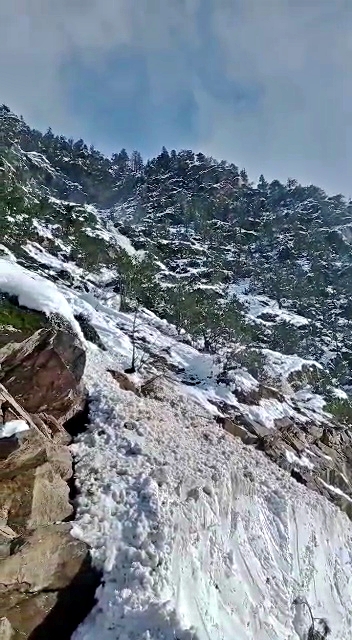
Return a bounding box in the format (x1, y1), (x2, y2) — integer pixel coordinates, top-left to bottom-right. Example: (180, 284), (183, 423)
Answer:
(29, 412), (72, 445)
(0, 327), (86, 424)
(235, 384), (285, 406)
(0, 462), (72, 534)
(0, 313), (98, 638)
(220, 417), (258, 445)
(281, 424), (307, 453)
(0, 421), (72, 482)
(0, 524), (100, 639)
(0, 524), (89, 603)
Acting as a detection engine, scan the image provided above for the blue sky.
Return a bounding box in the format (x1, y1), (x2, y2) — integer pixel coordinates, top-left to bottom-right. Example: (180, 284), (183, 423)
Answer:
(1, 0), (352, 195)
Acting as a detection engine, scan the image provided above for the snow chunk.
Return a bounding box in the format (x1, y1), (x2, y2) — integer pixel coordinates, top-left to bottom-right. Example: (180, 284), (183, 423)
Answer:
(0, 419), (29, 438)
(285, 449), (315, 470)
(0, 258), (84, 340)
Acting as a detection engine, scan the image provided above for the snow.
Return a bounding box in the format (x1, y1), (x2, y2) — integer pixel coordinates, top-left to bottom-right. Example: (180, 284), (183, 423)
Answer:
(0, 258), (84, 340)
(2, 256), (351, 638)
(58, 284), (327, 435)
(230, 282), (309, 327)
(263, 349), (322, 383)
(285, 450), (315, 471)
(32, 219), (55, 240)
(105, 220), (143, 257)
(319, 479), (352, 503)
(331, 387), (349, 400)
(25, 150), (56, 174)
(24, 242), (83, 277)
(0, 244), (17, 261)
(0, 419), (29, 439)
(72, 346), (352, 640)
(241, 398), (298, 431)
(230, 369), (259, 393)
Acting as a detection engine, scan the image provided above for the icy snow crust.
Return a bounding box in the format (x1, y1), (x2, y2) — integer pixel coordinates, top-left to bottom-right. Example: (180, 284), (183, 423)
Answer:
(72, 348), (352, 640)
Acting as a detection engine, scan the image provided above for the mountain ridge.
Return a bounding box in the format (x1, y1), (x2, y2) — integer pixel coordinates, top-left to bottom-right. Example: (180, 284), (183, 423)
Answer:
(1, 104), (352, 638)
(1, 103), (352, 397)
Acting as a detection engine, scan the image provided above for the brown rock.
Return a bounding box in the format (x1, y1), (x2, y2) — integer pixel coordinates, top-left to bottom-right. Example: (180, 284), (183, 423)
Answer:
(0, 425), (72, 482)
(0, 327), (86, 424)
(236, 384), (284, 406)
(107, 369), (140, 394)
(221, 417), (258, 445)
(274, 417), (293, 430)
(259, 434), (287, 464)
(282, 425), (307, 453)
(30, 412), (72, 445)
(0, 524), (100, 639)
(237, 413), (272, 438)
(314, 440), (338, 461)
(0, 385), (37, 428)
(302, 423), (324, 441)
(0, 463), (72, 534)
(6, 592), (58, 640)
(0, 524), (89, 605)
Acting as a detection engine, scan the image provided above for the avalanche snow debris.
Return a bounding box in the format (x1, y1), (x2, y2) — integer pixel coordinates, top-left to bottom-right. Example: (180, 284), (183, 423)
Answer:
(1, 258), (351, 638)
(72, 345), (352, 640)
(0, 244), (16, 261)
(319, 479), (352, 503)
(25, 242), (83, 277)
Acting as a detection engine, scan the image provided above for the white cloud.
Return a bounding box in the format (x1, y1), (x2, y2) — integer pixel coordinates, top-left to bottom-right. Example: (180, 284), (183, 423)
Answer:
(202, 0), (352, 194)
(1, 0), (352, 193)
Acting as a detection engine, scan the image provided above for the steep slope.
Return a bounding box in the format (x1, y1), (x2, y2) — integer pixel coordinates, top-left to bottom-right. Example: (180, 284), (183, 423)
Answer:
(73, 347), (352, 640)
(2, 104), (352, 398)
(1, 106), (352, 637)
(1, 258), (352, 639)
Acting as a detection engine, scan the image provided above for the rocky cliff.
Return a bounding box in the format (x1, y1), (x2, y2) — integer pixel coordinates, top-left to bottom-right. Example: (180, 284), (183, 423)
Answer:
(0, 302), (100, 639)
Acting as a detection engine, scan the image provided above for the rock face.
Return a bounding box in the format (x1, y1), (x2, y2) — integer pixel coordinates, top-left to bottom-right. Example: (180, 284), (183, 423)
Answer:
(0, 326), (86, 424)
(0, 524), (100, 640)
(0, 316), (98, 639)
(215, 381), (352, 519)
(0, 617), (14, 640)
(257, 418), (352, 518)
(0, 523), (92, 603)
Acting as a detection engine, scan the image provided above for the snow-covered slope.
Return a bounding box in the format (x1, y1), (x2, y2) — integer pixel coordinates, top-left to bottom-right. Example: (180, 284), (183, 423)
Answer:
(1, 255), (352, 638)
(2, 105), (352, 637)
(71, 346), (352, 640)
